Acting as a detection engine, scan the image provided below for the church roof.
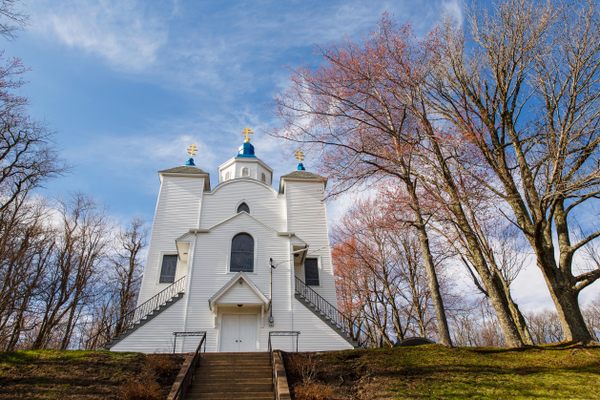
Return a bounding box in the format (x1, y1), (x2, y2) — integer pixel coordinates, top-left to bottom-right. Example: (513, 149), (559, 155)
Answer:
(278, 170), (327, 193)
(280, 170), (326, 180)
(159, 165), (209, 175)
(158, 165), (211, 191)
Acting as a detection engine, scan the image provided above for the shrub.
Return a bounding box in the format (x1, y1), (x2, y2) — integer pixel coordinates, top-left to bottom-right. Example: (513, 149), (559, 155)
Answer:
(119, 356), (165, 400)
(287, 353), (320, 383)
(294, 382), (337, 400)
(119, 379), (162, 400)
(145, 354), (180, 384)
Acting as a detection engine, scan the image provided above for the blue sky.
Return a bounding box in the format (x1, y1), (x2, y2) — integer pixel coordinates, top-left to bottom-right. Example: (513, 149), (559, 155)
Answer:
(4, 0), (597, 310)
(6, 0), (464, 222)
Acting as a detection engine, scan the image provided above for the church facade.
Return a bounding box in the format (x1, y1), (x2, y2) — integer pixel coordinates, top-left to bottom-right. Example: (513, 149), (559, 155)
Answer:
(109, 130), (355, 353)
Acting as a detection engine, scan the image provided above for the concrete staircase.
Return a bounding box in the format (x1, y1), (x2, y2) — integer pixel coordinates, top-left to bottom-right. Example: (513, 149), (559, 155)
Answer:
(185, 352), (273, 400)
(106, 292), (184, 348)
(294, 276), (361, 348)
(105, 276), (187, 349)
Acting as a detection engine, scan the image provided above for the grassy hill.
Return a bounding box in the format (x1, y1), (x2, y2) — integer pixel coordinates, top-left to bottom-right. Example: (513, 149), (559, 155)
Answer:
(0, 350), (183, 399)
(283, 344), (600, 400)
(1, 345), (599, 399)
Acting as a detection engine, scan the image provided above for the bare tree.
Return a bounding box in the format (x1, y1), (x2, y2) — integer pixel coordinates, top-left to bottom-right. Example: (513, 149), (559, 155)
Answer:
(276, 22), (454, 345)
(332, 195), (457, 346)
(276, 15), (540, 346)
(428, 0), (599, 342)
(31, 195), (109, 349)
(0, 199), (55, 350)
(451, 299), (505, 347)
(525, 310), (565, 344)
(583, 296), (600, 341)
(0, 0), (26, 40)
(111, 218), (146, 337)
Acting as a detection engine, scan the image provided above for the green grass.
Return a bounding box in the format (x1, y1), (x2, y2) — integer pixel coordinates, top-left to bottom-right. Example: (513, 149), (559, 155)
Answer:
(284, 344), (600, 399)
(0, 350), (183, 399)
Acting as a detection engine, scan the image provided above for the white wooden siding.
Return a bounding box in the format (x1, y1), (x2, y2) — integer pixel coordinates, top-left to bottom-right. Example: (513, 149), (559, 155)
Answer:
(284, 181), (338, 306)
(137, 175), (205, 304)
(110, 297), (185, 353)
(291, 298), (354, 351)
(115, 169), (351, 353)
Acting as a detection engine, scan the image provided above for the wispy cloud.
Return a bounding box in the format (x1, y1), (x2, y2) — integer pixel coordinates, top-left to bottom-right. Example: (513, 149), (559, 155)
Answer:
(27, 0), (458, 95)
(440, 0), (464, 27)
(30, 0), (169, 71)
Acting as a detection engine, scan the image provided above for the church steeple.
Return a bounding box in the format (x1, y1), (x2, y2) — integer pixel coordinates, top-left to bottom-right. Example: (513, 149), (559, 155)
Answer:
(185, 143), (198, 166)
(237, 127), (256, 158)
(218, 127), (273, 184)
(294, 149), (305, 171)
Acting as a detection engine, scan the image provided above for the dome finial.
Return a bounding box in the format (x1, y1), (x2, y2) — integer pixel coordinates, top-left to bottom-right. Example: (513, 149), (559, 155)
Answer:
(185, 143), (198, 166)
(242, 127), (254, 143)
(294, 148), (306, 171)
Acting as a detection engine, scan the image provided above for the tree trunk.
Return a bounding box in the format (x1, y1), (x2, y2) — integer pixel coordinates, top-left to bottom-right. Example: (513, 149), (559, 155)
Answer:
(485, 273), (525, 347)
(498, 273), (533, 345)
(422, 125), (526, 347)
(537, 250), (593, 342)
(405, 180), (453, 346)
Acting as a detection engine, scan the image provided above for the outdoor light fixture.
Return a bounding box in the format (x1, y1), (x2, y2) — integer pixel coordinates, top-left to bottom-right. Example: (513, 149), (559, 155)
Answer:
(269, 257), (276, 326)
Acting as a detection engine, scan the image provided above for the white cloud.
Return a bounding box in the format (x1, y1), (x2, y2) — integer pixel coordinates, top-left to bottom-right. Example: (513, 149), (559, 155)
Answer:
(85, 133), (215, 170)
(30, 0), (169, 71)
(440, 0), (464, 27)
(27, 0), (460, 95)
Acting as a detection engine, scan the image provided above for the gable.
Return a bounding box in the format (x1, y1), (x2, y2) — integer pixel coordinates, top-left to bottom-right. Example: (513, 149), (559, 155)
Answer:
(208, 272), (269, 310)
(219, 281), (264, 304)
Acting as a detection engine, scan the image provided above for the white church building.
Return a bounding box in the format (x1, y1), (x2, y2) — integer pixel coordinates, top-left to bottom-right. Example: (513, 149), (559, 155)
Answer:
(109, 129), (356, 353)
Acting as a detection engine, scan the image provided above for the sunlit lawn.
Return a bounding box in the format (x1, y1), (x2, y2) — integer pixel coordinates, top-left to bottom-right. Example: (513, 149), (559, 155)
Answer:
(285, 344), (600, 399)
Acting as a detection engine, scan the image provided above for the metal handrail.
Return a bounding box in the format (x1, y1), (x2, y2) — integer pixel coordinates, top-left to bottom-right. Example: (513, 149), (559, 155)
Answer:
(173, 331), (207, 354)
(170, 331), (207, 400)
(113, 276), (187, 339)
(294, 276), (365, 347)
(268, 331), (300, 353)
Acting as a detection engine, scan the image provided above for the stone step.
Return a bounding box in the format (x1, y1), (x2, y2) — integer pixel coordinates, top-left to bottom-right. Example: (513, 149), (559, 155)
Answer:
(199, 372), (272, 378)
(199, 371), (272, 378)
(200, 361), (271, 369)
(202, 357), (270, 362)
(199, 360), (271, 366)
(189, 383), (273, 393)
(186, 351), (274, 399)
(195, 377), (272, 385)
(202, 354), (270, 360)
(185, 392), (273, 400)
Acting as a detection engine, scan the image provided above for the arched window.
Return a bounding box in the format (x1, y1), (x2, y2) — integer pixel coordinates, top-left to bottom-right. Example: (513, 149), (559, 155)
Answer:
(237, 202), (250, 213)
(242, 167), (249, 177)
(230, 233), (254, 272)
(261, 173), (266, 183)
(224, 171), (231, 181)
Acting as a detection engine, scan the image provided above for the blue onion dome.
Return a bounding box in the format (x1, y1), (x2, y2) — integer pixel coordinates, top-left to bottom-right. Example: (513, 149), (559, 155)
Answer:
(237, 141), (256, 158)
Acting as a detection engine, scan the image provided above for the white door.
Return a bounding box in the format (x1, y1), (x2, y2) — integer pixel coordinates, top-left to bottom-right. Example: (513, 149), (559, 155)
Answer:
(220, 314), (257, 352)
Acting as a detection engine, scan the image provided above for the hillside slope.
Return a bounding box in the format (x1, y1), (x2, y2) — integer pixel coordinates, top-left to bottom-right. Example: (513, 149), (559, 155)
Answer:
(284, 344), (600, 400)
(0, 350), (183, 399)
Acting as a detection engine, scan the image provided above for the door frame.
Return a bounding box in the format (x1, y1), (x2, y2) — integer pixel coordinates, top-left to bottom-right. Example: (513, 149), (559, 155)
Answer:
(218, 311), (259, 352)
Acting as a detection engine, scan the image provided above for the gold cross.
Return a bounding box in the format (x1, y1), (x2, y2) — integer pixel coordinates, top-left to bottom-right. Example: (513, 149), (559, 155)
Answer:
(187, 144), (198, 156)
(242, 127), (254, 142)
(294, 149), (305, 162)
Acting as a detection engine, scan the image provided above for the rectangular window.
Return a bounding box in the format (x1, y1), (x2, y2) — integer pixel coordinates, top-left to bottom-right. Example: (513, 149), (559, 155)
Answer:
(304, 257), (319, 286)
(159, 254), (177, 283)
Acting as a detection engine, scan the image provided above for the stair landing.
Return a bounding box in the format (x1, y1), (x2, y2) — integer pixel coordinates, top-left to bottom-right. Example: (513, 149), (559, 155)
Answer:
(185, 352), (273, 400)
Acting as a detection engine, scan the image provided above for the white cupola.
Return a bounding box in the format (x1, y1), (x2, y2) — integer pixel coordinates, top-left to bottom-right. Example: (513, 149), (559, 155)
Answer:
(218, 127), (273, 185)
